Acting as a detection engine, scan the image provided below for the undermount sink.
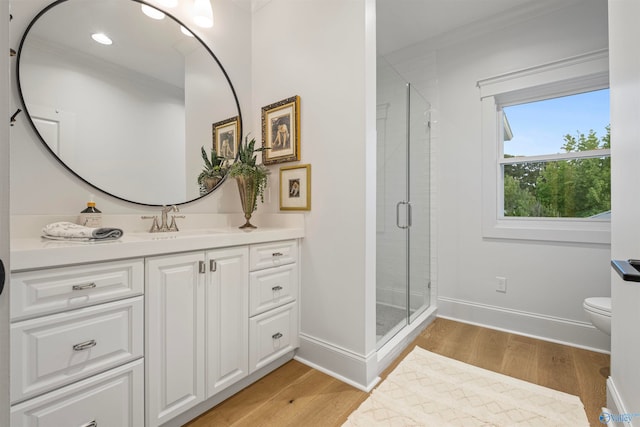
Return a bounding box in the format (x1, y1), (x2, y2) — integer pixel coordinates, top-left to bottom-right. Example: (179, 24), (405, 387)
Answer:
(128, 229), (227, 240)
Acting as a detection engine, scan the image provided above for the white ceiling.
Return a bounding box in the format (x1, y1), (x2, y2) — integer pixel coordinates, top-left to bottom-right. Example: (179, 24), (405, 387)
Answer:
(376, 0), (551, 55)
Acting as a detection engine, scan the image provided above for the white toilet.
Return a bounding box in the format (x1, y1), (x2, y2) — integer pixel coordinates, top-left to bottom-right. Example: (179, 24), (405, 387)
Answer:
(583, 297), (612, 335)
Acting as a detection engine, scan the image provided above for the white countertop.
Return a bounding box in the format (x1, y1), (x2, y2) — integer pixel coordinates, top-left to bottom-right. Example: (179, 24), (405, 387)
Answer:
(10, 214), (305, 271)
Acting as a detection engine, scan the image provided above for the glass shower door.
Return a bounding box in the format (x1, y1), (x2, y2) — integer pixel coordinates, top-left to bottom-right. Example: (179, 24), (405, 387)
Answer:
(376, 65), (410, 347)
(408, 84), (430, 323)
(376, 57), (430, 348)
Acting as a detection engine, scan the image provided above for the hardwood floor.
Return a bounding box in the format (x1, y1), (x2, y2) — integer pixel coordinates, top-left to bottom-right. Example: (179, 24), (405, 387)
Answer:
(184, 318), (610, 426)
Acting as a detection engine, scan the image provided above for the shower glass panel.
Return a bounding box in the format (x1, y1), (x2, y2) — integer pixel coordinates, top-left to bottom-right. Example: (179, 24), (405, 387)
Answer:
(376, 57), (430, 348)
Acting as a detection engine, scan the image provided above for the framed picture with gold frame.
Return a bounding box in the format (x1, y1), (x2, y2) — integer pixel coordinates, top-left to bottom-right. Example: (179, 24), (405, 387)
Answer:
(212, 116), (239, 160)
(262, 96), (300, 165)
(280, 164), (311, 211)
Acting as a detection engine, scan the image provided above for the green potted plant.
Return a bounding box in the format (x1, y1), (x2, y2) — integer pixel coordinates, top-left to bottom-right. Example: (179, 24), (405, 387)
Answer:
(228, 136), (269, 229)
(197, 146), (227, 194)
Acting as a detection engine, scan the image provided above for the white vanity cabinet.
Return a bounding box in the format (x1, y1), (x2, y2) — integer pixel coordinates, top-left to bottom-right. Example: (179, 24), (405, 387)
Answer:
(9, 259), (145, 427)
(10, 219), (304, 427)
(249, 240), (299, 372)
(146, 246), (249, 427)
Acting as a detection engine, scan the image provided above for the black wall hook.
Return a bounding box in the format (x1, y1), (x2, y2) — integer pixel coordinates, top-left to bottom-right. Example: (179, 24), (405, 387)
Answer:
(10, 108), (22, 126)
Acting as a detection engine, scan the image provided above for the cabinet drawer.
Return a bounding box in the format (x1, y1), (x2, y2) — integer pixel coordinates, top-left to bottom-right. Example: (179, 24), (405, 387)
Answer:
(11, 359), (144, 427)
(249, 302), (298, 372)
(11, 296), (143, 403)
(249, 263), (297, 316)
(249, 240), (297, 271)
(11, 259), (144, 321)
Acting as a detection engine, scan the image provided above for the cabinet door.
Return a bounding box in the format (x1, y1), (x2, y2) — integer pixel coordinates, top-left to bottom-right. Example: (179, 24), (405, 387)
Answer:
(205, 247), (249, 397)
(146, 253), (204, 427)
(11, 359), (143, 427)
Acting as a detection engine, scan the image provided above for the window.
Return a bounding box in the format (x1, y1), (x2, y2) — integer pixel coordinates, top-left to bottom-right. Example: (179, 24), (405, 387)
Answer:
(501, 89), (610, 219)
(478, 50), (610, 244)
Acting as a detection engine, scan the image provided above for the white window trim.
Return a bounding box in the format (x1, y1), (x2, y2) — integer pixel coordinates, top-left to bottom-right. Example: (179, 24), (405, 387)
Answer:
(478, 49), (610, 245)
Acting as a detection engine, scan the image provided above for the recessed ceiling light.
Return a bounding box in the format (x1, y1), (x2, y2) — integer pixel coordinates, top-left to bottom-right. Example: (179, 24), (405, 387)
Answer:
(141, 4), (166, 20)
(91, 33), (113, 45)
(180, 26), (194, 37)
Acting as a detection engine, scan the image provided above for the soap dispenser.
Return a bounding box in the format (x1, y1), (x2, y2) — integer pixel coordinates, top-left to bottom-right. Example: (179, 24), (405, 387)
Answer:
(78, 196), (102, 227)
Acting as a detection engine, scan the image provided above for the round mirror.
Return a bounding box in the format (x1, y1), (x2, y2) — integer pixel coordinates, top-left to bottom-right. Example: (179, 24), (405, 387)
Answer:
(16, 0), (242, 206)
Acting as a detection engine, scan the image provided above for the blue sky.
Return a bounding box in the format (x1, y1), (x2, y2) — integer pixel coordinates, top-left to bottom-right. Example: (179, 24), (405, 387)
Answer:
(503, 89), (610, 157)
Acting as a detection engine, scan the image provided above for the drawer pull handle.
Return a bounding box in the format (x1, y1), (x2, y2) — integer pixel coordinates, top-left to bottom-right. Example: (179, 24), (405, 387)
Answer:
(272, 285), (283, 292)
(73, 340), (97, 351)
(272, 252), (283, 257)
(80, 421), (97, 427)
(72, 282), (96, 291)
(272, 332), (283, 340)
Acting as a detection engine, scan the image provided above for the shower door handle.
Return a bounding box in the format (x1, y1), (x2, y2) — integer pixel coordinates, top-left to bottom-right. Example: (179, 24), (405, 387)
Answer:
(396, 201), (410, 229)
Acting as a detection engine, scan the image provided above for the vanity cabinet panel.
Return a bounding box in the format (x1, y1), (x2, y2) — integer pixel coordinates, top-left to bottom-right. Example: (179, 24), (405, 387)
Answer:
(249, 302), (298, 373)
(145, 252), (205, 427)
(11, 359), (144, 427)
(249, 240), (297, 271)
(248, 240), (299, 374)
(10, 296), (143, 404)
(11, 258), (144, 321)
(146, 247), (250, 426)
(205, 247), (249, 398)
(249, 263), (298, 316)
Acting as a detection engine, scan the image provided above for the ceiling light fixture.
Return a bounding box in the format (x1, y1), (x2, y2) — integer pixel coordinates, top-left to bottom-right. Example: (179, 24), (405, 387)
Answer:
(141, 4), (166, 20)
(91, 32), (113, 45)
(158, 0), (178, 7)
(193, 0), (213, 28)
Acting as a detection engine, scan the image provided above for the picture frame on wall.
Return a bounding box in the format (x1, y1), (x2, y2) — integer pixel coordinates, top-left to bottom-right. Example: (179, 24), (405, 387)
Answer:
(212, 116), (239, 160)
(280, 164), (311, 211)
(262, 95), (300, 165)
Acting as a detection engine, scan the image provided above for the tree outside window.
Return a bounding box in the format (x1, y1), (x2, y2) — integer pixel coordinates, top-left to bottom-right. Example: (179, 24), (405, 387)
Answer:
(501, 89), (610, 219)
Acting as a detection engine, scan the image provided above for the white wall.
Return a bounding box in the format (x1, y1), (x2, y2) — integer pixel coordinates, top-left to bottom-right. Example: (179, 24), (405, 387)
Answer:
(0, 1), (10, 424)
(9, 0), (252, 215)
(252, 0), (378, 388)
(608, 0), (640, 419)
(384, 0), (612, 351)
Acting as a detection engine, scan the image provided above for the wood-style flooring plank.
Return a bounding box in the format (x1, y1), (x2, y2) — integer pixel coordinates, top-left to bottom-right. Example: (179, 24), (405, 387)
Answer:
(184, 360), (312, 426)
(500, 333), (539, 384)
(537, 339), (580, 396)
(468, 326), (510, 372)
(572, 347), (610, 425)
(229, 369), (336, 427)
(184, 318), (609, 427)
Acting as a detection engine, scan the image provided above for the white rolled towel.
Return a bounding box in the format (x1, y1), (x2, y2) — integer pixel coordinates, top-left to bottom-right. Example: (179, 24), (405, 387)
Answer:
(42, 221), (123, 241)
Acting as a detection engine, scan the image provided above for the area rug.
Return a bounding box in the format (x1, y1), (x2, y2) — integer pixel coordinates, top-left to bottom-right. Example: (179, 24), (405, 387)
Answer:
(343, 347), (589, 426)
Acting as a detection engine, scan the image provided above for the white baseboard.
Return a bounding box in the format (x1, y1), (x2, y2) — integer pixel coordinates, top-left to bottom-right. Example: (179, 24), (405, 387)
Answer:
(438, 296), (611, 353)
(606, 377), (637, 427)
(296, 306), (437, 391)
(295, 334), (380, 392)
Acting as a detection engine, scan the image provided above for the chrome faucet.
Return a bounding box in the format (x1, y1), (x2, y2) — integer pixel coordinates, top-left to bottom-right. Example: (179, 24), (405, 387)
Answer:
(160, 205), (179, 232)
(141, 205), (181, 233)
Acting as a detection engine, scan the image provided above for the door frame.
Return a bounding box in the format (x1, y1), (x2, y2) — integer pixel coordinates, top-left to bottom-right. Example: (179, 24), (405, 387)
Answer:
(1, 2), (12, 424)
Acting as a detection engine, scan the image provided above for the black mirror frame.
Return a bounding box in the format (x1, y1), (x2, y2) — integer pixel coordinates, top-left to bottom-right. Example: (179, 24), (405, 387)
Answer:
(15, 0), (243, 207)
